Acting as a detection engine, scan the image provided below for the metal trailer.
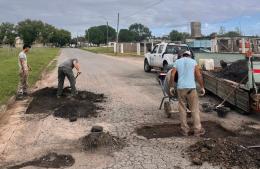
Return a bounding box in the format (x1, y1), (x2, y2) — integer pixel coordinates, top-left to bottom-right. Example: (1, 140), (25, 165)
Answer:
(202, 55), (260, 114)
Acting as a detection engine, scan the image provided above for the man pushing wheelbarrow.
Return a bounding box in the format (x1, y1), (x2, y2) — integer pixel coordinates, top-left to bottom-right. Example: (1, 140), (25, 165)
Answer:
(57, 58), (81, 98)
(160, 51), (206, 136)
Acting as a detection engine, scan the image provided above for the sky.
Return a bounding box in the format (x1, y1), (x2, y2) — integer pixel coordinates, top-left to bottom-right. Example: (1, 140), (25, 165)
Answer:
(0, 0), (260, 37)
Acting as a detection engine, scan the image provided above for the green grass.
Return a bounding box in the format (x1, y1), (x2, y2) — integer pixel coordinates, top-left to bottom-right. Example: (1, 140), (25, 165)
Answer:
(82, 47), (144, 57)
(46, 59), (58, 73)
(0, 47), (60, 104)
(83, 47), (114, 54)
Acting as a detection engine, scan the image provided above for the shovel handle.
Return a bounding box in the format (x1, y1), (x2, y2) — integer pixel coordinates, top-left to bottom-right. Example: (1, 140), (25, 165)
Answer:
(75, 72), (81, 79)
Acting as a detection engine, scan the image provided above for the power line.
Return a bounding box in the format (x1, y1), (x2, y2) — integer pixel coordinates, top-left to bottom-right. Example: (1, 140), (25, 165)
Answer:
(121, 0), (164, 19)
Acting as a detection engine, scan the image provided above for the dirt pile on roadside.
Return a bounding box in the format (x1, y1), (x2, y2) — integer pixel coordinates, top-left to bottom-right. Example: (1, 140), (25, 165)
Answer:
(187, 138), (260, 168)
(81, 132), (125, 151)
(214, 59), (248, 84)
(7, 152), (75, 169)
(26, 87), (105, 119)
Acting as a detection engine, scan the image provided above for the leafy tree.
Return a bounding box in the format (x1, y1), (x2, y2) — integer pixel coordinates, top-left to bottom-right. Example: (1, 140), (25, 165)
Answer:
(85, 25), (116, 45)
(70, 38), (77, 45)
(0, 22), (17, 46)
(119, 29), (134, 42)
(41, 23), (56, 45)
(99, 25), (116, 43)
(169, 30), (190, 42)
(85, 26), (103, 45)
(129, 23), (151, 42)
(209, 32), (218, 38)
(16, 19), (44, 45)
(71, 36), (86, 45)
(50, 29), (71, 47)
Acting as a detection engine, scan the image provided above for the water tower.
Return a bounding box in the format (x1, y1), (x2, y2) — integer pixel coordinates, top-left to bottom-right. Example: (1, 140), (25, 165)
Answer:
(191, 22), (202, 38)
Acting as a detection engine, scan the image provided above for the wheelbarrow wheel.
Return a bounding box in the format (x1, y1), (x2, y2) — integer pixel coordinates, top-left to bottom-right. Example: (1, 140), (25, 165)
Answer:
(164, 101), (172, 118)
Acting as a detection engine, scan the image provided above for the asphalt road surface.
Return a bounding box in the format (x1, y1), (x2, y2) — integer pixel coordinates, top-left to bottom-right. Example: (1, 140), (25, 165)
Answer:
(0, 48), (259, 169)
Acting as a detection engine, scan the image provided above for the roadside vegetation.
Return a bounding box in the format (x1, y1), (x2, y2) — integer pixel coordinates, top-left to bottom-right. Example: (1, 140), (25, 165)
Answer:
(82, 47), (114, 54)
(0, 47), (59, 104)
(82, 47), (144, 57)
(85, 23), (151, 46)
(0, 19), (71, 47)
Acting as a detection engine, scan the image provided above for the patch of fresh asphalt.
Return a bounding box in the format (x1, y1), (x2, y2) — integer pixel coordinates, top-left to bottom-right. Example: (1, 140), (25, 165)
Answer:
(0, 48), (259, 169)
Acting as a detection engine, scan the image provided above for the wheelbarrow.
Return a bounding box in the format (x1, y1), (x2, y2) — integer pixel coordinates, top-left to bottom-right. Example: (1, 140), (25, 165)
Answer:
(157, 72), (192, 118)
(157, 72), (178, 118)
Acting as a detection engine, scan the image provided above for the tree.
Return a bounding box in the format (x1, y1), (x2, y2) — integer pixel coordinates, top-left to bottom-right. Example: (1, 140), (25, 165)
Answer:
(85, 26), (103, 45)
(71, 36), (86, 46)
(50, 29), (71, 47)
(85, 25), (116, 45)
(118, 29), (134, 42)
(16, 19), (44, 45)
(129, 23), (151, 42)
(41, 23), (56, 45)
(169, 30), (190, 42)
(209, 32), (218, 38)
(0, 22), (17, 46)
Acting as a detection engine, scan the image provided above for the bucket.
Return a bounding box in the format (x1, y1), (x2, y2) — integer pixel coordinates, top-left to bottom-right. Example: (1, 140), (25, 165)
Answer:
(216, 106), (230, 118)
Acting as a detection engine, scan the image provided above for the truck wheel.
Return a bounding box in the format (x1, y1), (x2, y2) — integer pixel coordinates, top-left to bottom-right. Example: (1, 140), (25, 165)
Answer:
(163, 62), (168, 72)
(144, 59), (151, 72)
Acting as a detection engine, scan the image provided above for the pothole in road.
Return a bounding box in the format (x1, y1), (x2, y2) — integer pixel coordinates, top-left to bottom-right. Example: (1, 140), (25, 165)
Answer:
(26, 87), (105, 121)
(136, 120), (260, 168)
(136, 121), (236, 139)
(7, 152), (75, 169)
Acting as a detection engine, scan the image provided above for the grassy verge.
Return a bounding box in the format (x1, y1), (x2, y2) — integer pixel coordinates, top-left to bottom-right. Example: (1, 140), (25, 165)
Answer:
(82, 47), (144, 57)
(0, 47), (60, 104)
(46, 59), (58, 73)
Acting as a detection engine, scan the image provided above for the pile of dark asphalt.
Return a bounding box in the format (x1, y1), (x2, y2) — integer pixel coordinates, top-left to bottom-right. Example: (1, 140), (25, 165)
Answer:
(186, 123), (260, 168)
(213, 59), (248, 84)
(7, 152), (75, 169)
(26, 87), (105, 120)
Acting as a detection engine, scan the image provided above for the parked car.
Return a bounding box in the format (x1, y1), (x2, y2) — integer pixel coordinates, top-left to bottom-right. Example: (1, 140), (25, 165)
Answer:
(144, 42), (191, 72)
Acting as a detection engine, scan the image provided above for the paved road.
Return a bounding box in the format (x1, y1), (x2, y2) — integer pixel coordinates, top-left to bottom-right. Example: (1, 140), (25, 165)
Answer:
(0, 48), (257, 169)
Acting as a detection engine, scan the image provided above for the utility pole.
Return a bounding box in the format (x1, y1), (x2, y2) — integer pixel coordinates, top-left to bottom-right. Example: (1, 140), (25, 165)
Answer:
(76, 32), (78, 48)
(106, 21), (109, 47)
(116, 13), (119, 55)
(88, 30), (90, 48)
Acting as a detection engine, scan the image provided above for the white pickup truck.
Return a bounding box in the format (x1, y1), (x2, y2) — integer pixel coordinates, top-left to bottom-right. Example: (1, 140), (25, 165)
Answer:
(144, 42), (191, 72)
